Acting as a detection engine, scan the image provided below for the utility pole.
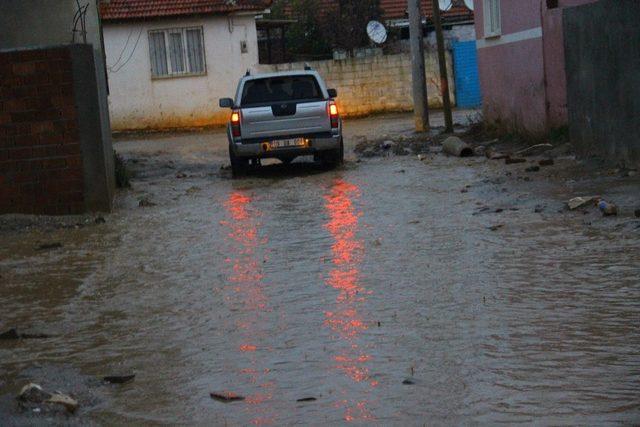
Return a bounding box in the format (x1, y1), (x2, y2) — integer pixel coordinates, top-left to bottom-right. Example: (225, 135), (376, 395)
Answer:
(431, 1), (453, 133)
(408, 0), (429, 132)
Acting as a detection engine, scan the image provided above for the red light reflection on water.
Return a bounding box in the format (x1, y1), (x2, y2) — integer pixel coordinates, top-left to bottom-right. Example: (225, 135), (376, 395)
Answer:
(222, 191), (275, 425)
(323, 180), (376, 422)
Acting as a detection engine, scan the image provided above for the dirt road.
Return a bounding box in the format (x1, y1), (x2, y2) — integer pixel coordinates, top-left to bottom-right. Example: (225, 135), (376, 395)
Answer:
(1, 112), (639, 424)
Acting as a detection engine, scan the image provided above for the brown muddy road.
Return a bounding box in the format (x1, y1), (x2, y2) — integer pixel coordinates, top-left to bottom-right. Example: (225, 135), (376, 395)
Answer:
(1, 112), (639, 425)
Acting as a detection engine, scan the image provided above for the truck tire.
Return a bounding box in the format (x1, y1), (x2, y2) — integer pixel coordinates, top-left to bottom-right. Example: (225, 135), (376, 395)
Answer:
(322, 138), (344, 168)
(229, 144), (248, 177)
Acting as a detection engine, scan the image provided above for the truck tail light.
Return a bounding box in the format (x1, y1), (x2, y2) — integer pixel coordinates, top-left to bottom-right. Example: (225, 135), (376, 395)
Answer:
(328, 101), (339, 129)
(231, 110), (241, 137)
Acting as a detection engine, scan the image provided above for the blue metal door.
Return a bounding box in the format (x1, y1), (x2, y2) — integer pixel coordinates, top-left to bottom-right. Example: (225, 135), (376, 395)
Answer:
(452, 41), (482, 108)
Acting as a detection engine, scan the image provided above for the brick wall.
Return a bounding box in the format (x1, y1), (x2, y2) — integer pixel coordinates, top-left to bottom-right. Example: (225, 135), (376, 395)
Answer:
(0, 47), (85, 215)
(257, 52), (455, 118)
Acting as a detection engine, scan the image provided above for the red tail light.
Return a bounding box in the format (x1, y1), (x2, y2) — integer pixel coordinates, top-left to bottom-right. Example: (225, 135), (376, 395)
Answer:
(328, 101), (339, 129)
(231, 110), (241, 137)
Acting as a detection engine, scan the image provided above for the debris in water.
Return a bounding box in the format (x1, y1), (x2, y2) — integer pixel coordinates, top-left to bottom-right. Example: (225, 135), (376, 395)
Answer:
(539, 159), (554, 167)
(296, 397), (317, 402)
(402, 378), (415, 385)
(488, 224), (504, 231)
(516, 143), (554, 156)
(176, 172), (187, 179)
(186, 186), (201, 194)
(19, 383), (51, 403)
(210, 392), (245, 403)
(1, 328), (50, 340)
(138, 197), (156, 207)
(0, 328), (19, 339)
(567, 196), (599, 210)
(94, 216), (106, 224)
(442, 136), (473, 157)
(598, 200), (618, 216)
(525, 165), (540, 172)
(37, 242), (62, 250)
(417, 154), (427, 161)
(505, 157), (526, 164)
(47, 393), (78, 413)
(103, 374), (136, 384)
(635, 209), (640, 218)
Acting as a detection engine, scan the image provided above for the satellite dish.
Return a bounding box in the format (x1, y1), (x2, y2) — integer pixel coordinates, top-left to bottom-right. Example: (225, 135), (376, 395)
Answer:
(366, 20), (387, 44)
(464, 0), (474, 10)
(438, 0), (452, 11)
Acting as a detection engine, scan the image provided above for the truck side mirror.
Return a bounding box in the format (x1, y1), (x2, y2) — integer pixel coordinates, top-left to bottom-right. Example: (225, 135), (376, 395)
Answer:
(219, 98), (234, 108)
(327, 88), (337, 98)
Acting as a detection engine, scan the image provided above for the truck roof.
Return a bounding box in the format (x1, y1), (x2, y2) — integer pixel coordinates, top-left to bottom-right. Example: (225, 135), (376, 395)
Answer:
(241, 70), (321, 82)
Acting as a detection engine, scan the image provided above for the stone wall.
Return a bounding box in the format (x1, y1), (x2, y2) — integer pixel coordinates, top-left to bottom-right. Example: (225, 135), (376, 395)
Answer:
(257, 52), (455, 118)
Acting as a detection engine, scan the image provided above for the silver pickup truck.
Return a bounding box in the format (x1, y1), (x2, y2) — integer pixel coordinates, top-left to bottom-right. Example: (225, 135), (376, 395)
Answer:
(219, 68), (343, 176)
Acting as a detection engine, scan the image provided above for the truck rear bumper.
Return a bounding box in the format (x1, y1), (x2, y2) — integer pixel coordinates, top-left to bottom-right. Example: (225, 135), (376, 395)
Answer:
(233, 134), (341, 158)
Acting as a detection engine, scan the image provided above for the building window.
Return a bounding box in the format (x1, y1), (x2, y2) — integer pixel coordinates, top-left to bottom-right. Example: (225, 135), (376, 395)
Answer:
(148, 27), (206, 78)
(483, 0), (501, 38)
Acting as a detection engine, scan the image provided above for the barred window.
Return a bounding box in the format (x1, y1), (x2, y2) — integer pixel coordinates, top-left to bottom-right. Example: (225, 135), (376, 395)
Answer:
(148, 27), (206, 78)
(483, 0), (501, 38)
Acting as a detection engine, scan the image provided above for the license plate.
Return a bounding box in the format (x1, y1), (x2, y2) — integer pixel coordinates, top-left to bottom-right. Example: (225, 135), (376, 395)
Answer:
(270, 138), (305, 149)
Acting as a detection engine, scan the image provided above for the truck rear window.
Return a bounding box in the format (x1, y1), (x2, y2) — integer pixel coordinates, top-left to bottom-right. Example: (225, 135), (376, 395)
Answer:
(241, 75), (323, 106)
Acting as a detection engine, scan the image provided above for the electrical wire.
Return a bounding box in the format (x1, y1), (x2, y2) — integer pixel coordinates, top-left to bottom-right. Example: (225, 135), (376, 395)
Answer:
(109, 26), (144, 73)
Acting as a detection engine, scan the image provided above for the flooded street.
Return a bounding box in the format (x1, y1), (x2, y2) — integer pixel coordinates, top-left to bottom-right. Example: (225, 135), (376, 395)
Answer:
(1, 113), (639, 424)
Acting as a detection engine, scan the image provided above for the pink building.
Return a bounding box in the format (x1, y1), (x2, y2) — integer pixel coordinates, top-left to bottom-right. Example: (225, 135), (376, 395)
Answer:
(474, 0), (596, 132)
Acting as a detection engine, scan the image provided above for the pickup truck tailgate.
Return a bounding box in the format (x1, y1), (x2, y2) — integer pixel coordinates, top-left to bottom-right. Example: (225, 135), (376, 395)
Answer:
(241, 101), (330, 139)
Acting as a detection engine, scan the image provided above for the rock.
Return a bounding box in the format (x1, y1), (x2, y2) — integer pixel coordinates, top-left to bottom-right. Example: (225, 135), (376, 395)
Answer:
(103, 374), (136, 384)
(473, 145), (486, 157)
(210, 392), (245, 403)
(18, 383), (51, 404)
(37, 242), (62, 250)
(539, 159), (554, 167)
(598, 200), (618, 216)
(516, 143), (554, 157)
(525, 166), (540, 172)
(47, 393), (78, 413)
(0, 328), (19, 340)
(567, 196), (599, 210)
(138, 198), (156, 207)
(505, 157), (526, 164)
(402, 378), (415, 385)
(544, 143), (573, 158)
(296, 397), (317, 402)
(486, 148), (509, 160)
(442, 136), (473, 157)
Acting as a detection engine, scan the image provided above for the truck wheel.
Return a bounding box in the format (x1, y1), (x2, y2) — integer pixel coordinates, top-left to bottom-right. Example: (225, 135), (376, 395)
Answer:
(229, 144), (248, 177)
(323, 138), (344, 168)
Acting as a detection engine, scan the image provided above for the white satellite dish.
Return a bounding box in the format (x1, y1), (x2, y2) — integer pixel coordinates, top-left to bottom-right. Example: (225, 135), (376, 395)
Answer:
(464, 0), (474, 10)
(366, 20), (387, 44)
(438, 0), (452, 11)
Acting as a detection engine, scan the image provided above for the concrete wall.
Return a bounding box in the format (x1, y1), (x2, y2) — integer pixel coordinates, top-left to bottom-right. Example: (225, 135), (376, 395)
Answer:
(103, 15), (260, 131)
(475, 0), (594, 132)
(564, 0), (640, 167)
(258, 52), (455, 119)
(0, 0), (115, 212)
(0, 45), (112, 214)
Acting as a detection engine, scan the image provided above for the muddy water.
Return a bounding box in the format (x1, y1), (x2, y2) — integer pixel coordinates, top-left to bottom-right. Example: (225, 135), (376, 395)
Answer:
(1, 114), (640, 424)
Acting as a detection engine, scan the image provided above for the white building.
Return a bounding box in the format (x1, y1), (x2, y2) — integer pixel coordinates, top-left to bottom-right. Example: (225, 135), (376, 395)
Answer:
(100, 0), (271, 131)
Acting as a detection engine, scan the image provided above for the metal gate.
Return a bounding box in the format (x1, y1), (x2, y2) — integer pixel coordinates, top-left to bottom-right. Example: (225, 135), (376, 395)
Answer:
(452, 40), (482, 108)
